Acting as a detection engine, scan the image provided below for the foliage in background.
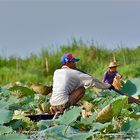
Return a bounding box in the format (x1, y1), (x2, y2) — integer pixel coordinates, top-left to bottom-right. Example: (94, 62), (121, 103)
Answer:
(0, 40), (140, 85)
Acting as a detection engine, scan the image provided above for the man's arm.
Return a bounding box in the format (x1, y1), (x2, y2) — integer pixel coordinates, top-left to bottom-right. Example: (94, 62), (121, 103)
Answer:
(74, 68), (111, 89)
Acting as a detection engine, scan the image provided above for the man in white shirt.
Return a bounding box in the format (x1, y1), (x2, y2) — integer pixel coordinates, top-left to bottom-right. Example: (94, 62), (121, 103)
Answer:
(50, 53), (114, 114)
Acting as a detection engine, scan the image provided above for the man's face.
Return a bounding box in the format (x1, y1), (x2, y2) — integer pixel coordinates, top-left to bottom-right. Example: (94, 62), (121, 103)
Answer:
(69, 61), (76, 69)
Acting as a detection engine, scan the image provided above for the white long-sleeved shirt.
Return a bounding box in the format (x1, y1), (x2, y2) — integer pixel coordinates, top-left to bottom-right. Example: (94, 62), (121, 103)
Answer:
(50, 66), (111, 106)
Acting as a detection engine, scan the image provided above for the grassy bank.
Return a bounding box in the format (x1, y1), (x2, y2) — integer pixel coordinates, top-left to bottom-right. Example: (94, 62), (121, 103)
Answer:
(0, 41), (140, 85)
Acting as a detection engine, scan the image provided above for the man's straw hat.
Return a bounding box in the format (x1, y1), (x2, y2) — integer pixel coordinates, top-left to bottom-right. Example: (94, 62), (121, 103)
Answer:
(108, 61), (120, 68)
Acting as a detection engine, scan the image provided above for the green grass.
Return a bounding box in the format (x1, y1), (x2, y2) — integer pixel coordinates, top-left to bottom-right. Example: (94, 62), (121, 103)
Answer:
(0, 40), (140, 85)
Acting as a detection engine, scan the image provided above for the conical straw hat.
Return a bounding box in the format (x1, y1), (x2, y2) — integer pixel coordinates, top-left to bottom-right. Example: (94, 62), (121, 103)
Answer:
(108, 61), (120, 68)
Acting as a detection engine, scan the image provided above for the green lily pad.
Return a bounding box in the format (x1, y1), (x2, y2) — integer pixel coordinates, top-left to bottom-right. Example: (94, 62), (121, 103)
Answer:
(9, 85), (35, 97)
(58, 106), (81, 125)
(0, 109), (13, 125)
(0, 125), (13, 135)
(0, 100), (10, 109)
(0, 134), (27, 140)
(122, 119), (140, 132)
(96, 96), (128, 122)
(121, 78), (140, 96)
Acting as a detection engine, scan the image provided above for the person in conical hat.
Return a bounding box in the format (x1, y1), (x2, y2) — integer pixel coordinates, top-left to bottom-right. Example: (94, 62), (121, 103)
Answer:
(102, 61), (122, 85)
(108, 61), (120, 68)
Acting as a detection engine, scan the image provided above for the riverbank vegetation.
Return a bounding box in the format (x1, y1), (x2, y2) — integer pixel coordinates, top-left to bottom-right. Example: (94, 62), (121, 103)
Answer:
(0, 40), (140, 85)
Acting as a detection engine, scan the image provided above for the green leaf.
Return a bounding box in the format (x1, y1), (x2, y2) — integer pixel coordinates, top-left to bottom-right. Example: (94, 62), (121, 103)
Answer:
(38, 120), (53, 130)
(0, 100), (10, 109)
(111, 96), (128, 116)
(75, 115), (97, 131)
(0, 109), (13, 124)
(0, 125), (13, 135)
(65, 126), (79, 135)
(92, 122), (111, 131)
(42, 124), (68, 139)
(129, 112), (140, 119)
(80, 115), (96, 125)
(43, 124), (66, 134)
(83, 90), (96, 101)
(122, 119), (140, 132)
(97, 90), (118, 109)
(7, 96), (19, 104)
(121, 78), (140, 96)
(9, 85), (35, 97)
(19, 96), (35, 105)
(58, 106), (81, 125)
(96, 96), (128, 123)
(0, 88), (11, 97)
(68, 131), (99, 140)
(0, 134), (27, 140)
(10, 119), (24, 130)
(133, 105), (140, 113)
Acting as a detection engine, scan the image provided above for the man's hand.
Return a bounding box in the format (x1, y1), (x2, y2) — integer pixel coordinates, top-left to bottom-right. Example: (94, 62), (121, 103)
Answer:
(108, 85), (115, 90)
